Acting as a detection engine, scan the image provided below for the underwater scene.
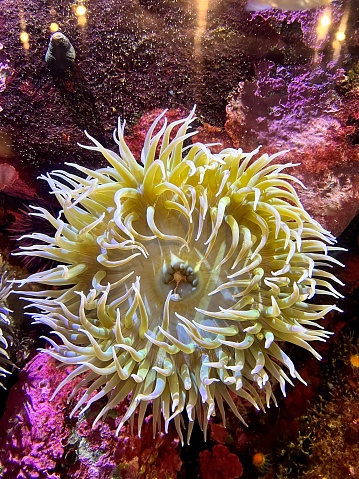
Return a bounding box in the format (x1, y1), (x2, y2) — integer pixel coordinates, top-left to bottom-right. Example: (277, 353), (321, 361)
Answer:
(0, 0), (359, 478)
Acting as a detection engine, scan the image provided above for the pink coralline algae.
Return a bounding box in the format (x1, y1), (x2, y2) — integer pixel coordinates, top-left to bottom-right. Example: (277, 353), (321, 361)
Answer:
(225, 61), (359, 237)
(199, 444), (243, 479)
(0, 353), (182, 479)
(0, 354), (72, 479)
(226, 62), (347, 154)
(247, 5), (344, 51)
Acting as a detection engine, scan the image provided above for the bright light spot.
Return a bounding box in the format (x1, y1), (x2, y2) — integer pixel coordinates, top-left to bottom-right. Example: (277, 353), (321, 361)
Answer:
(76, 5), (87, 16)
(350, 354), (359, 368)
(19, 30), (30, 50)
(336, 31), (346, 42)
(320, 15), (331, 27)
(50, 23), (59, 33)
(19, 31), (29, 43)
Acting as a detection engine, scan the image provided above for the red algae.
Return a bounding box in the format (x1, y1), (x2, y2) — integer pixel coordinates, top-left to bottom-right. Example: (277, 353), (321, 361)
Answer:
(210, 423), (230, 445)
(200, 444), (243, 479)
(0, 162), (38, 199)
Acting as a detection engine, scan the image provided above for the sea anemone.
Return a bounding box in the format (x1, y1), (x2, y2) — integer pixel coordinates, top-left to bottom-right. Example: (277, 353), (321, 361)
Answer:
(0, 273), (14, 389)
(252, 451), (271, 473)
(17, 107), (344, 442)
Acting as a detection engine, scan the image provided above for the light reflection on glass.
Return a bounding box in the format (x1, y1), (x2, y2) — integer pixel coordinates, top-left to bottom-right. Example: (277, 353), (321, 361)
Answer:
(320, 14), (331, 28)
(18, 7), (30, 51)
(19, 30), (29, 50)
(313, 8), (331, 63)
(75, 3), (87, 27)
(316, 8), (331, 44)
(193, 0), (209, 102)
(332, 9), (349, 63)
(194, 0), (208, 59)
(50, 22), (59, 33)
(75, 5), (87, 17)
(336, 31), (345, 42)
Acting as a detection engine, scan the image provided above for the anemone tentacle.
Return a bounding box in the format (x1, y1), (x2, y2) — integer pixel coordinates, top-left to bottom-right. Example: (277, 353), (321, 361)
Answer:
(0, 273), (15, 389)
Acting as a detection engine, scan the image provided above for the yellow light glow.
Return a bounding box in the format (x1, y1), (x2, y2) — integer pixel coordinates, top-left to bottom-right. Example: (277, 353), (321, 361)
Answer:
(314, 6), (331, 56)
(193, 0), (209, 99)
(19, 31), (29, 43)
(75, 5), (87, 16)
(332, 9), (349, 63)
(19, 30), (30, 50)
(77, 15), (87, 27)
(336, 31), (345, 42)
(320, 15), (331, 27)
(50, 22), (59, 33)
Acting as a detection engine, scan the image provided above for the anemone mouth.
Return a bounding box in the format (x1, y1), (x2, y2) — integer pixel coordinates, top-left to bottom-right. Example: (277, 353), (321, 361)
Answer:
(160, 255), (200, 299)
(17, 107), (344, 443)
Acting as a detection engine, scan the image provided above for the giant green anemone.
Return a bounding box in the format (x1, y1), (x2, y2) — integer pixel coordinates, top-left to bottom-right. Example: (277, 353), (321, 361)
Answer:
(18, 107), (344, 442)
